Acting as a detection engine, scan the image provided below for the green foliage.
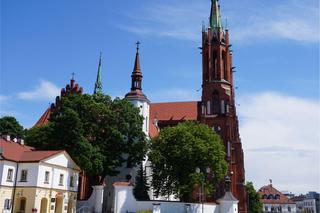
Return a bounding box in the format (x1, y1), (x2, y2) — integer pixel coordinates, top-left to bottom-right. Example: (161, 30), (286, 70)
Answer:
(245, 182), (263, 213)
(0, 116), (25, 139)
(136, 210), (152, 213)
(25, 93), (147, 180)
(149, 121), (228, 202)
(133, 164), (150, 201)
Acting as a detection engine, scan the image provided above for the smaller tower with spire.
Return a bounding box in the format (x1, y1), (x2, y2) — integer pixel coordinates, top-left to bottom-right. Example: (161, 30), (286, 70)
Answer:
(125, 42), (150, 135)
(94, 52), (103, 94)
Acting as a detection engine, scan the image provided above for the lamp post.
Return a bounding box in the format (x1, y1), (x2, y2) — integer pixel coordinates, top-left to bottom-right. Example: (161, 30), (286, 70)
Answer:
(196, 167), (211, 213)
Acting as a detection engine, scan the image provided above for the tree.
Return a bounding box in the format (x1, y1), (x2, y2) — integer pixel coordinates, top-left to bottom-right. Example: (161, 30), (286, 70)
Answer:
(133, 164), (150, 201)
(25, 93), (147, 182)
(148, 121), (228, 202)
(245, 182), (263, 213)
(0, 116), (25, 139)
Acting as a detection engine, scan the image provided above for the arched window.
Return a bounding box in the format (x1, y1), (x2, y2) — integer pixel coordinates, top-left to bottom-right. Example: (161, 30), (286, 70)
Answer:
(212, 91), (220, 114)
(275, 194), (280, 200)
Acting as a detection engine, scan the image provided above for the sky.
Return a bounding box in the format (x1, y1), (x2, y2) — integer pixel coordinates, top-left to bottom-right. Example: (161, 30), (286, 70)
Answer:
(1, 0), (319, 194)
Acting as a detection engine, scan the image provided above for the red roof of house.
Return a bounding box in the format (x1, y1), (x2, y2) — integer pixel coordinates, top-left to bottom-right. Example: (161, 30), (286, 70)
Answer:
(0, 138), (63, 162)
(258, 184), (295, 204)
(149, 101), (199, 137)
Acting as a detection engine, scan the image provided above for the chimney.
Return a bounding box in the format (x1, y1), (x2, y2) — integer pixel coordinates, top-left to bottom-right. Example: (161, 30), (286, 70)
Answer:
(3, 135), (11, 141)
(18, 139), (25, 145)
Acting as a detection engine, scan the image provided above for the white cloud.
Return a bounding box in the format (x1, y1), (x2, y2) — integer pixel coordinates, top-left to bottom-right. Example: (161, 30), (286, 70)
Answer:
(17, 80), (60, 101)
(0, 95), (9, 103)
(148, 88), (200, 103)
(238, 92), (320, 193)
(121, 0), (319, 44)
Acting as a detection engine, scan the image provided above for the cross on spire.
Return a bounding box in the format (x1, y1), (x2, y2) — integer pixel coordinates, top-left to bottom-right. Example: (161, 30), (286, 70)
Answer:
(71, 72), (75, 80)
(136, 41), (140, 52)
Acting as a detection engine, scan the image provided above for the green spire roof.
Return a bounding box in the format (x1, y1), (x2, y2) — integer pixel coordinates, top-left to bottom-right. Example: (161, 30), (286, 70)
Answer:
(94, 53), (103, 94)
(210, 0), (222, 29)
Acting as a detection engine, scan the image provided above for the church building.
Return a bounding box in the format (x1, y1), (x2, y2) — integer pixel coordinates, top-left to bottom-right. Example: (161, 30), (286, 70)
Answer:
(35, 0), (247, 212)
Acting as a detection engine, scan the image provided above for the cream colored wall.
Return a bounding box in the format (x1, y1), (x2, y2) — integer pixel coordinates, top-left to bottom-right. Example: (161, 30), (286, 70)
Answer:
(0, 186), (13, 212)
(13, 187), (36, 213)
(12, 187), (77, 213)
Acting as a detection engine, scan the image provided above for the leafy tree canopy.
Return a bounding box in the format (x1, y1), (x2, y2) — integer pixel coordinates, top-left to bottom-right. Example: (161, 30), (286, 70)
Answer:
(148, 121), (228, 202)
(0, 116), (25, 139)
(246, 181), (263, 213)
(26, 93), (147, 182)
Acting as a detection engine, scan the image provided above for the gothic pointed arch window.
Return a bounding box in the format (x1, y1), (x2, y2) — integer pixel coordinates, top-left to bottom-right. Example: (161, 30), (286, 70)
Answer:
(212, 90), (220, 114)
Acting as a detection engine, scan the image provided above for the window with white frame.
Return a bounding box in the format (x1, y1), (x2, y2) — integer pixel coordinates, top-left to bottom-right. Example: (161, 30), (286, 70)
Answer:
(44, 171), (50, 183)
(7, 168), (13, 181)
(59, 174), (64, 185)
(69, 176), (74, 187)
(20, 170), (28, 182)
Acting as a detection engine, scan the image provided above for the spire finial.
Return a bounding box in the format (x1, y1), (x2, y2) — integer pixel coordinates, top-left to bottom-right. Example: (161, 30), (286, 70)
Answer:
(94, 52), (103, 94)
(71, 72), (75, 80)
(136, 41), (140, 53)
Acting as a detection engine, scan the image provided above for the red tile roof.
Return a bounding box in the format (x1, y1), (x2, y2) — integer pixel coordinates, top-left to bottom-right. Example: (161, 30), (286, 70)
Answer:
(34, 107), (51, 127)
(0, 138), (63, 162)
(113, 182), (133, 186)
(258, 184), (295, 204)
(149, 101), (199, 138)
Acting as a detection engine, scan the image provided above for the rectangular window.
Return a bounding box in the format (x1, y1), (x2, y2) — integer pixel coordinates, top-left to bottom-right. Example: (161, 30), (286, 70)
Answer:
(20, 170), (28, 182)
(59, 174), (64, 186)
(4, 199), (11, 210)
(221, 100), (225, 114)
(44, 171), (50, 183)
(207, 101), (211, 114)
(201, 104), (205, 115)
(69, 176), (74, 187)
(227, 142), (231, 157)
(7, 169), (13, 181)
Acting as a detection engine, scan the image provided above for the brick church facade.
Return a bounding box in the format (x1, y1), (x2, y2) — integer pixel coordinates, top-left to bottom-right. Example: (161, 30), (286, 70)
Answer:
(35, 0), (247, 212)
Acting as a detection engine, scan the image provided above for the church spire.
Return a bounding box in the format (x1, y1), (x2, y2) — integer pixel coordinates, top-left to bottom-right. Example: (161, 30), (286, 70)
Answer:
(210, 0), (222, 29)
(131, 41), (142, 91)
(94, 52), (103, 94)
(125, 41), (149, 102)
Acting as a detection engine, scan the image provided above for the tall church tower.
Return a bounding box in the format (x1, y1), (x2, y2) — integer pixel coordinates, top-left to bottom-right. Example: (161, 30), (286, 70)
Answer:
(125, 42), (150, 135)
(200, 0), (247, 212)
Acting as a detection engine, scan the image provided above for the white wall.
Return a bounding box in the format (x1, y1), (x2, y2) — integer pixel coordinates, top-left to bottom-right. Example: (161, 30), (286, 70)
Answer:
(263, 203), (296, 213)
(0, 160), (17, 187)
(16, 162), (39, 187)
(113, 185), (228, 213)
(130, 100), (150, 135)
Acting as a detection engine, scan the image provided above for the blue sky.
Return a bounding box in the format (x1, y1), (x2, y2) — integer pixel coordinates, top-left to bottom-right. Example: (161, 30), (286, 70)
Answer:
(1, 0), (319, 194)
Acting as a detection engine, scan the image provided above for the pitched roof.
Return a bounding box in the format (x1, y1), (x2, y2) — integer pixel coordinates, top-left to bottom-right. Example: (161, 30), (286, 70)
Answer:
(34, 107), (51, 127)
(0, 138), (63, 162)
(258, 184), (295, 204)
(149, 101), (199, 138)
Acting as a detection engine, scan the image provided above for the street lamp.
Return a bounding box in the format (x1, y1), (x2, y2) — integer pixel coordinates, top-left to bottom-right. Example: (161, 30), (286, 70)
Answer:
(196, 167), (211, 213)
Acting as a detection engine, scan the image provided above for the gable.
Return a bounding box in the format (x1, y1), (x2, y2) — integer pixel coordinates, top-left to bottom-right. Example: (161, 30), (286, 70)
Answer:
(43, 151), (80, 170)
